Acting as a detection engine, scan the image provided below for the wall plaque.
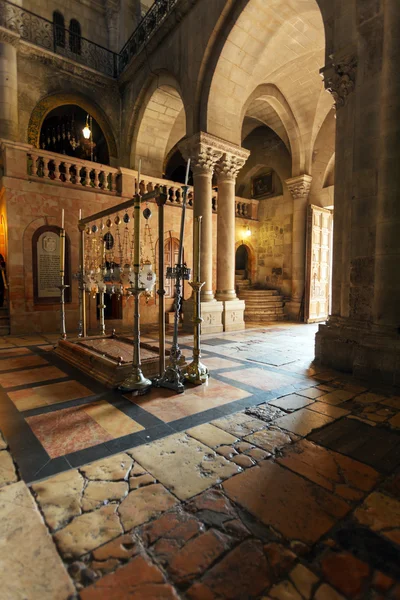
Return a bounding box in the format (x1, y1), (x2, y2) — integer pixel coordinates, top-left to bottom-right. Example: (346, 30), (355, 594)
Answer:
(33, 225), (71, 304)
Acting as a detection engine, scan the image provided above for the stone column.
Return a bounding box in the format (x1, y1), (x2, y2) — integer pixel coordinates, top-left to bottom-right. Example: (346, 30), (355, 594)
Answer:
(179, 132), (224, 333)
(0, 28), (19, 141)
(215, 148), (249, 331)
(285, 174), (312, 319)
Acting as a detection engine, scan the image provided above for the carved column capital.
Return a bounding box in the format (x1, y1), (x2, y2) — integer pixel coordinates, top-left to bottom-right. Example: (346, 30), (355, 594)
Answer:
(216, 148), (250, 182)
(285, 174), (312, 200)
(0, 26), (20, 48)
(320, 54), (357, 109)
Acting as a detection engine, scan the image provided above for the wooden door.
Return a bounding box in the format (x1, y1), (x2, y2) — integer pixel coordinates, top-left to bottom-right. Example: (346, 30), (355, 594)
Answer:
(164, 238), (180, 298)
(305, 205), (333, 323)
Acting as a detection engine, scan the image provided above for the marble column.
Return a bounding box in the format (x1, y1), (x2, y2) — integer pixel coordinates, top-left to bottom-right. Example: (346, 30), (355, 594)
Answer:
(216, 149), (249, 331)
(0, 29), (19, 141)
(285, 174), (312, 319)
(179, 132), (224, 333)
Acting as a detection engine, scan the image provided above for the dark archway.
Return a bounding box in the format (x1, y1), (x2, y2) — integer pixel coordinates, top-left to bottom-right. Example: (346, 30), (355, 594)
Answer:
(39, 105), (109, 164)
(235, 244), (249, 276)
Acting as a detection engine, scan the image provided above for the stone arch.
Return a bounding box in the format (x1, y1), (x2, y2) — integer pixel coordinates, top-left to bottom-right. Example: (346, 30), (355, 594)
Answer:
(241, 84), (305, 176)
(28, 92), (118, 161)
(235, 240), (256, 285)
(129, 72), (187, 177)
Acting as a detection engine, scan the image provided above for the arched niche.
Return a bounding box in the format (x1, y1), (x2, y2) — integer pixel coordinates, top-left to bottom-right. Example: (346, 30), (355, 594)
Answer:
(28, 93), (118, 162)
(32, 225), (71, 305)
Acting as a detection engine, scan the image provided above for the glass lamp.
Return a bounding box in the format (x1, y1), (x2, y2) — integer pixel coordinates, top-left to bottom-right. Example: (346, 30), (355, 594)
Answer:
(82, 115), (91, 140)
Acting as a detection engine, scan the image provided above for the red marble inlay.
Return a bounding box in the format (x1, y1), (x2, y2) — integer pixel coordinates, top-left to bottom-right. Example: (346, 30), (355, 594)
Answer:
(26, 405), (113, 458)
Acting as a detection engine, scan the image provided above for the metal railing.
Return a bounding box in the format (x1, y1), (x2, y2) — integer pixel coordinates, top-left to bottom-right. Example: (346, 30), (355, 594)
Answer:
(117, 0), (178, 74)
(0, 0), (119, 77)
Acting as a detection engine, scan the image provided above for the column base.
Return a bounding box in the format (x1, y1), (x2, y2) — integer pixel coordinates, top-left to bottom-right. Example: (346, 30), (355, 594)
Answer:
(315, 316), (400, 386)
(222, 299), (245, 332)
(285, 300), (303, 321)
(182, 299), (224, 334)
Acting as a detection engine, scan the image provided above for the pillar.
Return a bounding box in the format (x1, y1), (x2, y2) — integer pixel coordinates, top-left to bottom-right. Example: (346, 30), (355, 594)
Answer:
(179, 132), (224, 333)
(0, 29), (19, 141)
(216, 149), (249, 331)
(316, 4), (400, 385)
(285, 174), (312, 320)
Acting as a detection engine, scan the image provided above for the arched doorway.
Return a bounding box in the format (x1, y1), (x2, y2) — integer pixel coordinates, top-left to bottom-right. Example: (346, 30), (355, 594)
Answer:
(235, 244), (249, 280)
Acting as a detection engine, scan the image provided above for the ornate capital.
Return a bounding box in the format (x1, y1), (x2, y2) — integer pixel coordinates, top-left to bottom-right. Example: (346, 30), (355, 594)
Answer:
(179, 132), (249, 177)
(285, 174), (312, 200)
(216, 148), (250, 182)
(0, 26), (20, 48)
(320, 55), (357, 109)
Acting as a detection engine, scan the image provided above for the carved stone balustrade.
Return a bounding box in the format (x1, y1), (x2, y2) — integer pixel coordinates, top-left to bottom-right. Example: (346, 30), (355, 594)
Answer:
(235, 197), (258, 220)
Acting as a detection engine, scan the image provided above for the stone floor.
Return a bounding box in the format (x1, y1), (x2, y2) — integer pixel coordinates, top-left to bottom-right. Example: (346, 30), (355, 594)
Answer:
(0, 323), (399, 599)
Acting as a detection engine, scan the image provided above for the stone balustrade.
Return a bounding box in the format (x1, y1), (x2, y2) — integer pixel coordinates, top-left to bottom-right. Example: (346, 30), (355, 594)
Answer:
(235, 198), (258, 220)
(28, 149), (119, 194)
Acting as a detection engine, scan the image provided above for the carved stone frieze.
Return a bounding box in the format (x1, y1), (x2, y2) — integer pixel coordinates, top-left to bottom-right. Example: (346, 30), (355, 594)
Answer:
(285, 174), (313, 200)
(320, 55), (358, 109)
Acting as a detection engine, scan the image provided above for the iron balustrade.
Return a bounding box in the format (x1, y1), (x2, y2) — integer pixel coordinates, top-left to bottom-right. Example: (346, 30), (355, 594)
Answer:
(119, 0), (178, 74)
(0, 0), (118, 77)
(0, 0), (179, 77)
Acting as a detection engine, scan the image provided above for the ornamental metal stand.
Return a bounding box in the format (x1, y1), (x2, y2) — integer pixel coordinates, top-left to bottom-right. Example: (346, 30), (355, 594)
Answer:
(77, 218), (87, 338)
(154, 161), (191, 393)
(58, 220), (69, 339)
(184, 216), (209, 385)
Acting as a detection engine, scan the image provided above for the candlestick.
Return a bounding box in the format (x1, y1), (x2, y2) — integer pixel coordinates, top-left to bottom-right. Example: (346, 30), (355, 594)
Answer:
(184, 158), (191, 186)
(61, 208), (64, 230)
(79, 208), (82, 221)
(136, 159), (141, 195)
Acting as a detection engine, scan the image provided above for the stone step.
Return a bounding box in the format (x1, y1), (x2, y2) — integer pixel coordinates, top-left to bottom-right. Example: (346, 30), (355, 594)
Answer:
(239, 291), (280, 298)
(242, 301), (284, 309)
(245, 314), (286, 322)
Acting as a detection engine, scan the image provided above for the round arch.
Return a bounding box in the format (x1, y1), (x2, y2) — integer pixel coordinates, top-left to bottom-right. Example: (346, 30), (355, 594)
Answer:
(128, 72), (187, 177)
(235, 240), (256, 285)
(28, 92), (118, 160)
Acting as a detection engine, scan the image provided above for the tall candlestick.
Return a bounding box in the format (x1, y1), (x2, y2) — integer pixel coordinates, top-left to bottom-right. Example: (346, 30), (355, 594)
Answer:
(61, 209), (64, 230)
(79, 208), (82, 221)
(137, 159), (141, 195)
(184, 158), (191, 186)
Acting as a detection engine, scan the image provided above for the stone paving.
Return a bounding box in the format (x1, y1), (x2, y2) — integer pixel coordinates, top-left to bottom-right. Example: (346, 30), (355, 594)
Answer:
(0, 325), (399, 598)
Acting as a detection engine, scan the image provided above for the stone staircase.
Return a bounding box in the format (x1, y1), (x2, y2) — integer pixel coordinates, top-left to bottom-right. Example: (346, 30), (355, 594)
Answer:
(235, 273), (285, 322)
(0, 306), (10, 335)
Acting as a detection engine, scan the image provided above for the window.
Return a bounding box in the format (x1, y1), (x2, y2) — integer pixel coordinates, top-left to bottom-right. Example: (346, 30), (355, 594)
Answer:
(53, 11), (65, 48)
(69, 19), (82, 55)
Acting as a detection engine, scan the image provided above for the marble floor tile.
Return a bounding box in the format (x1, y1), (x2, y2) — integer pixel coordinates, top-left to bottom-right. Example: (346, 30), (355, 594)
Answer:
(277, 439), (379, 502)
(0, 481), (74, 599)
(0, 354), (48, 372)
(318, 389), (356, 405)
(0, 365), (68, 389)
(8, 379), (94, 411)
(223, 460), (350, 544)
(221, 367), (301, 391)
(26, 405), (113, 458)
(127, 377), (250, 422)
(32, 469), (85, 531)
(83, 400), (144, 437)
(243, 426), (295, 454)
(274, 408), (334, 437)
(80, 453), (133, 481)
(0, 347), (33, 357)
(296, 386), (328, 399)
(203, 357), (244, 370)
(119, 482), (178, 530)
(130, 433), (240, 500)
(212, 412), (267, 437)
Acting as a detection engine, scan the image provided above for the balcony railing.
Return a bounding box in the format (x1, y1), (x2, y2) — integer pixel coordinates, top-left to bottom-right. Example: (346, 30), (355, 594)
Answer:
(0, 0), (118, 77)
(119, 0), (178, 74)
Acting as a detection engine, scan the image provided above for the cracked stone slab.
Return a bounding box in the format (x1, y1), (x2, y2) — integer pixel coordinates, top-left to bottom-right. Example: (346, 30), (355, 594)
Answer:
(80, 453), (133, 481)
(0, 481), (75, 599)
(187, 423), (238, 448)
(270, 394), (314, 412)
(354, 492), (400, 545)
(54, 504), (123, 558)
(82, 480), (129, 512)
(130, 433), (240, 500)
(277, 440), (379, 502)
(274, 408), (334, 437)
(0, 431), (7, 450)
(119, 483), (178, 530)
(243, 426), (294, 454)
(0, 450), (18, 488)
(32, 469), (84, 531)
(211, 413), (267, 438)
(223, 461), (350, 544)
